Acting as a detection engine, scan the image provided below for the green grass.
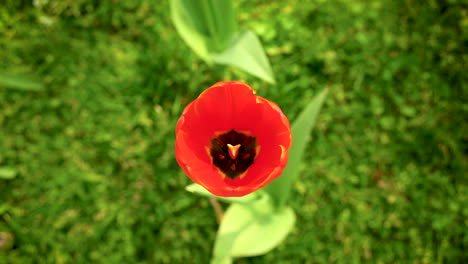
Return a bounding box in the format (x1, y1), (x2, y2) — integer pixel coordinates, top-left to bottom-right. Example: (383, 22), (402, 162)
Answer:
(0, 0), (467, 263)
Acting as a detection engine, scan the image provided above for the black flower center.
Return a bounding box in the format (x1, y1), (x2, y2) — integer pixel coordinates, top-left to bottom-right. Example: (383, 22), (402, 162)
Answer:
(209, 129), (257, 179)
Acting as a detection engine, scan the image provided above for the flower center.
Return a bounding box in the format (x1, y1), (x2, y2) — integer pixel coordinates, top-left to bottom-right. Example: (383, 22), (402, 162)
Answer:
(209, 130), (257, 179)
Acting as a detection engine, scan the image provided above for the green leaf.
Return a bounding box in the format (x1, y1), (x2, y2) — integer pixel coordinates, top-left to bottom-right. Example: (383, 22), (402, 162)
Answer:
(0, 72), (43, 91)
(265, 88), (328, 207)
(170, 1), (275, 83)
(212, 195), (295, 262)
(213, 30), (275, 84)
(185, 183), (261, 204)
(0, 167), (17, 180)
(170, 0), (237, 61)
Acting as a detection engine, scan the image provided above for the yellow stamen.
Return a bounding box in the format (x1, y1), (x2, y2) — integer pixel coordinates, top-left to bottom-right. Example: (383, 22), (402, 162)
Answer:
(227, 144), (241, 159)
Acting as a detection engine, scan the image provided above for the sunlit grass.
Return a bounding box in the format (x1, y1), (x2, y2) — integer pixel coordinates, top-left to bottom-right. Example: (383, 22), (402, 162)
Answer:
(0, 0), (466, 263)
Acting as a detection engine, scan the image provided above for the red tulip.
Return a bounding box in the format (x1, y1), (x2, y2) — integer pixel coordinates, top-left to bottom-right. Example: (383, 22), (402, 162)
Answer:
(175, 81), (292, 197)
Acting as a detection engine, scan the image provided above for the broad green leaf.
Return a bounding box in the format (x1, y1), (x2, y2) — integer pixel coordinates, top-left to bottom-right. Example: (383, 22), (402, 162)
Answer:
(213, 30), (275, 84)
(170, 1), (275, 83)
(212, 195), (295, 262)
(0, 72), (43, 91)
(170, 0), (237, 62)
(185, 183), (261, 204)
(265, 88), (328, 207)
(0, 167), (17, 180)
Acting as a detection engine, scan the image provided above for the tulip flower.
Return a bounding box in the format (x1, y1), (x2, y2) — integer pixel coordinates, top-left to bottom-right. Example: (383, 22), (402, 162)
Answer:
(175, 81), (291, 197)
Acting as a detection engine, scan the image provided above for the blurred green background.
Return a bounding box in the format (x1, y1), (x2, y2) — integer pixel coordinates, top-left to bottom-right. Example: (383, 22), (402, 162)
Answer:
(1, 0), (467, 263)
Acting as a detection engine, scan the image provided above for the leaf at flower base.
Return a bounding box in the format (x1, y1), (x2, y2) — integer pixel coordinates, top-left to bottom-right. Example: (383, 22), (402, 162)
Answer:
(265, 88), (328, 207)
(213, 30), (276, 84)
(170, 0), (237, 62)
(185, 183), (261, 204)
(211, 195), (295, 262)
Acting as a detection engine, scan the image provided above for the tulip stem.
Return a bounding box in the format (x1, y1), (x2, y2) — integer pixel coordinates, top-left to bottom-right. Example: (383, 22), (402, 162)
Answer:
(209, 197), (224, 224)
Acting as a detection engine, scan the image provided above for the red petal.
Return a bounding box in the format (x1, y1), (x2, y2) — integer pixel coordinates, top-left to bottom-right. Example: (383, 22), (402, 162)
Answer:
(175, 81), (292, 197)
(176, 129), (225, 191)
(178, 82), (257, 156)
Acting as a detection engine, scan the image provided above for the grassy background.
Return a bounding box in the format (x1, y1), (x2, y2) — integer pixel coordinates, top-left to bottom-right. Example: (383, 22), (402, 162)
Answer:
(0, 0), (467, 263)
